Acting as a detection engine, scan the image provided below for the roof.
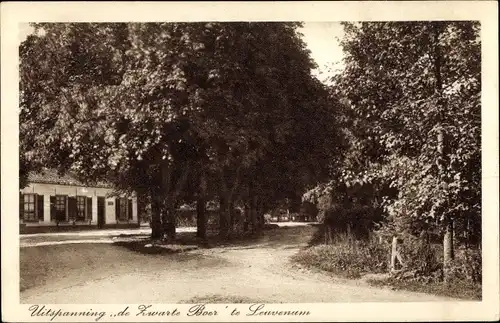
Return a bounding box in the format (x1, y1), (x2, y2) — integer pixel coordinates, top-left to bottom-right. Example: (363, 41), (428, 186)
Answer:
(27, 169), (112, 188)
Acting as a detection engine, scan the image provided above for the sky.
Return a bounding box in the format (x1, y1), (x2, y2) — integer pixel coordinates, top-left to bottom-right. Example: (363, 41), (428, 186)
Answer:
(299, 22), (345, 83)
(18, 22), (345, 84)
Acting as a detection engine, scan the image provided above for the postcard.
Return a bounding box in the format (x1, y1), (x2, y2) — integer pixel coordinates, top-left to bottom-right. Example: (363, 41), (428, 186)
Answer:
(1, 1), (498, 322)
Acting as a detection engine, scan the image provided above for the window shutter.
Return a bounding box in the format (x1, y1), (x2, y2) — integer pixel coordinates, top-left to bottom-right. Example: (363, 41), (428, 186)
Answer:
(128, 199), (133, 220)
(86, 197), (92, 220)
(37, 194), (44, 221)
(50, 196), (56, 221)
(68, 196), (77, 221)
(19, 193), (24, 220)
(115, 198), (120, 221)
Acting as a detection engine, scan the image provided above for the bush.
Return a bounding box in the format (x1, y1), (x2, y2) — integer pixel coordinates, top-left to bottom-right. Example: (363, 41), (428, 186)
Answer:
(447, 248), (481, 284)
(385, 234), (481, 286)
(292, 240), (388, 279)
(175, 210), (222, 228)
(398, 236), (443, 278)
(323, 205), (383, 241)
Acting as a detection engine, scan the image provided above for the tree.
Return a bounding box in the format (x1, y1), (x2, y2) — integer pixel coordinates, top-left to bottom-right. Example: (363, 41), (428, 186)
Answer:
(19, 23), (129, 187)
(20, 22), (198, 239)
(178, 22), (343, 237)
(332, 21), (481, 278)
(20, 22), (344, 240)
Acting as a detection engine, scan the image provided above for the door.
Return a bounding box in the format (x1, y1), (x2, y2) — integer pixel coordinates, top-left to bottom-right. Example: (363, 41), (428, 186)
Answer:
(97, 197), (105, 228)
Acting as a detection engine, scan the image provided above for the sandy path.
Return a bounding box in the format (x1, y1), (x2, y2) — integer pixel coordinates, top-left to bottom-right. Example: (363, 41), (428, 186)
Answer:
(21, 241), (457, 303)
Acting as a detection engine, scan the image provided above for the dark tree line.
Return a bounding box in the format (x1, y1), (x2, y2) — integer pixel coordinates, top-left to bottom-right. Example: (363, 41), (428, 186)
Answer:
(305, 21), (481, 281)
(20, 22), (344, 240)
(20, 21), (482, 283)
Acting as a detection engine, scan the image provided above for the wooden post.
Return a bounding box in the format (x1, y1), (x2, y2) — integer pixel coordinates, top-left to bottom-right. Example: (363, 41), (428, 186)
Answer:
(390, 236), (404, 272)
(443, 219), (454, 282)
(346, 223), (353, 245)
(390, 236), (398, 272)
(325, 225), (332, 245)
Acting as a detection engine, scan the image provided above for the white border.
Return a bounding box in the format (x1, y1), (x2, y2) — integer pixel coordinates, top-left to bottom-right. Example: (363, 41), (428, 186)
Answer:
(1, 1), (499, 322)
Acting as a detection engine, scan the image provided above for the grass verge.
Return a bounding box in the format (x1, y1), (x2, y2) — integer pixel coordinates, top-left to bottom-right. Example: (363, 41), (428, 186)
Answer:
(291, 242), (388, 279)
(292, 243), (481, 300)
(367, 277), (482, 300)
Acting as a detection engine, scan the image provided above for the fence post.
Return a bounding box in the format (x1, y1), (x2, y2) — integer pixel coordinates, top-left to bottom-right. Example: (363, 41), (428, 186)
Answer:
(390, 236), (404, 272)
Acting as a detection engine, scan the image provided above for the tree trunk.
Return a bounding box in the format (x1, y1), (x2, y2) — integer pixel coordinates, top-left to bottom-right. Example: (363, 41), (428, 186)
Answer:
(162, 204), (176, 242)
(219, 196), (230, 238)
(158, 162), (190, 242)
(150, 196), (163, 240)
(420, 230), (430, 244)
(255, 197), (264, 231)
(136, 192), (146, 224)
(243, 201), (250, 233)
(249, 188), (258, 234)
(229, 200), (235, 232)
(443, 219), (455, 282)
(196, 198), (207, 239)
(432, 23), (456, 282)
(251, 202), (258, 233)
(197, 171), (207, 239)
(465, 217), (470, 250)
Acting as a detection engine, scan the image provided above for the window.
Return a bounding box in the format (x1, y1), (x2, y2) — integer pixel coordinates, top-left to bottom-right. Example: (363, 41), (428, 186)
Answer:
(20, 193), (44, 221)
(23, 194), (36, 221)
(54, 195), (67, 222)
(55, 196), (66, 212)
(77, 196), (86, 221)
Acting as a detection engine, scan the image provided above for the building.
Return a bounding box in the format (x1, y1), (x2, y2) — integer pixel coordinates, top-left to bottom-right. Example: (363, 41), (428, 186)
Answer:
(19, 169), (139, 233)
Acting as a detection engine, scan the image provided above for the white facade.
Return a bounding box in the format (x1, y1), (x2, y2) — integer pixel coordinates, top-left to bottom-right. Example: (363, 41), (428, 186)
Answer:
(20, 182), (138, 228)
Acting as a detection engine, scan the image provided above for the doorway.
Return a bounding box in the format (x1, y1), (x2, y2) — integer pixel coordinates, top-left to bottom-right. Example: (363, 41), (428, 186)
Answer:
(97, 197), (105, 228)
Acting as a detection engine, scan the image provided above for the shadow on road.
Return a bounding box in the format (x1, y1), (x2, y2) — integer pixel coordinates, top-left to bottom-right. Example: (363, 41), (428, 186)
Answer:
(113, 241), (199, 255)
(112, 224), (322, 256)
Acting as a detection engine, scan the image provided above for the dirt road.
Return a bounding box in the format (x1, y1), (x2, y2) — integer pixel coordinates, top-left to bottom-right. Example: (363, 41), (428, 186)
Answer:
(21, 227), (457, 303)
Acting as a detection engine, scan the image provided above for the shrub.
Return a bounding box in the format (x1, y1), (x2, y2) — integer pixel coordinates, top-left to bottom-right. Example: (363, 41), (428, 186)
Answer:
(386, 234), (481, 285)
(323, 205), (384, 241)
(398, 236), (443, 279)
(175, 210), (222, 227)
(292, 239), (389, 279)
(300, 201), (319, 221)
(447, 248), (482, 284)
